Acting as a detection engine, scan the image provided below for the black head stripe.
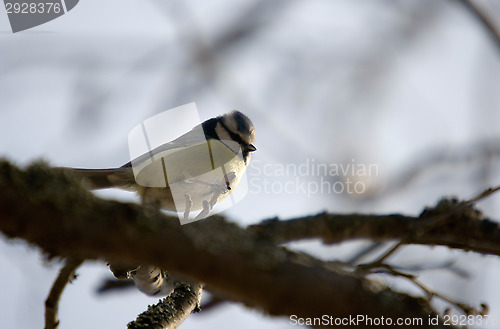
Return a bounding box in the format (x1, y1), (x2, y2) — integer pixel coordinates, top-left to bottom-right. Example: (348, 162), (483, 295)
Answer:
(219, 120), (246, 146)
(232, 111), (253, 135)
(201, 118), (220, 140)
(201, 116), (246, 149)
(219, 120), (254, 162)
(202, 113), (254, 163)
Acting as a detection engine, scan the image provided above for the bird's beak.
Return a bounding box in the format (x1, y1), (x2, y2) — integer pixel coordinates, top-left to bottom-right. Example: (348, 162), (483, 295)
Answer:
(248, 144), (257, 152)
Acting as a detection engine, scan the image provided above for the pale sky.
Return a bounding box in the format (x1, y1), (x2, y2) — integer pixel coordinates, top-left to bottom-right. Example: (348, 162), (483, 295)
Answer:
(1, 1), (500, 328)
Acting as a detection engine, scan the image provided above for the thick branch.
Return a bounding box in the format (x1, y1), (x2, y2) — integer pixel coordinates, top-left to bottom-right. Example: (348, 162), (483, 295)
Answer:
(250, 200), (500, 257)
(0, 160), (471, 328)
(128, 282), (202, 329)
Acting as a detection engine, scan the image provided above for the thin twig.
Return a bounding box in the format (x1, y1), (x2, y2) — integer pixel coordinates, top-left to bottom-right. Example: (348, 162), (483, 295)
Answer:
(354, 241), (403, 270)
(465, 185), (500, 205)
(458, 0), (500, 54)
(346, 242), (385, 265)
(375, 241), (403, 264)
(392, 260), (470, 279)
(366, 264), (482, 316)
(45, 258), (83, 329)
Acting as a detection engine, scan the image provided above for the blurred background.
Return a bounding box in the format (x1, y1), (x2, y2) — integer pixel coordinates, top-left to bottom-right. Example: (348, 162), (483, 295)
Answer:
(1, 0), (500, 328)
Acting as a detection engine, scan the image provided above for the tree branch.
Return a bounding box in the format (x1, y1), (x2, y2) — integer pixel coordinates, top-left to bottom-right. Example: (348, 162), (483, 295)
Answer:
(45, 258), (83, 329)
(458, 0), (500, 54)
(2, 160), (492, 328)
(128, 282), (202, 329)
(359, 263), (484, 317)
(249, 198), (500, 257)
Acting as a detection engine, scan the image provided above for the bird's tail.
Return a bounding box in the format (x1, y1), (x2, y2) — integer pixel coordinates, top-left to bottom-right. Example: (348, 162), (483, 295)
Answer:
(57, 166), (135, 190)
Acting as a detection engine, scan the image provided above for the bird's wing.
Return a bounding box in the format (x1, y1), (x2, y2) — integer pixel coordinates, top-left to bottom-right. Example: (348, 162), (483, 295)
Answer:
(60, 123), (212, 190)
(121, 123), (208, 169)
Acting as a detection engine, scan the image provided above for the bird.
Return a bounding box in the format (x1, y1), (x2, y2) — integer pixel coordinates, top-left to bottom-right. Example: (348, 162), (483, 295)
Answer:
(62, 110), (256, 217)
(60, 110), (256, 295)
